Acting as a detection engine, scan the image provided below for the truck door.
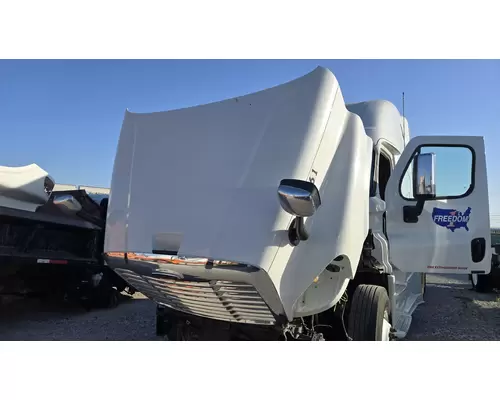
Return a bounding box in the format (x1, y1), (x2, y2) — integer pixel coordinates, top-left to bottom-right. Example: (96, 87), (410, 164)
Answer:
(385, 136), (491, 275)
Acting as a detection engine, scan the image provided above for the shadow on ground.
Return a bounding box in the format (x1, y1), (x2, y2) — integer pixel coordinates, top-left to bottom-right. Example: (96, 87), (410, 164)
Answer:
(0, 293), (135, 323)
(0, 293), (156, 341)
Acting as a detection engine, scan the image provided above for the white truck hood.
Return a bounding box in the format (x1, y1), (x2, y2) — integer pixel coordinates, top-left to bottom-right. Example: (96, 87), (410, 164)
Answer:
(105, 67), (373, 317)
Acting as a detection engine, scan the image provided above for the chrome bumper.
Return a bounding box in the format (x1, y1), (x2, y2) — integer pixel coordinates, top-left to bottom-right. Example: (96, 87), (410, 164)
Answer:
(105, 252), (286, 326)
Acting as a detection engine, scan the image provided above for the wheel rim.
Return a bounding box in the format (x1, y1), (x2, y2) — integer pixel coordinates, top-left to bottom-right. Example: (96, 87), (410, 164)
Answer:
(472, 274), (478, 287)
(382, 310), (392, 341)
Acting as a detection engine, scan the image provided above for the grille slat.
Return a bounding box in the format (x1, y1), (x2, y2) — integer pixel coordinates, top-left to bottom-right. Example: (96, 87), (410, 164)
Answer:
(149, 278), (212, 288)
(146, 281), (218, 296)
(148, 285), (220, 299)
(219, 293), (262, 301)
(226, 303), (269, 311)
(148, 277), (212, 288)
(150, 284), (216, 295)
(155, 294), (233, 311)
(219, 297), (267, 306)
(167, 303), (234, 318)
(114, 268), (275, 325)
(230, 307), (272, 314)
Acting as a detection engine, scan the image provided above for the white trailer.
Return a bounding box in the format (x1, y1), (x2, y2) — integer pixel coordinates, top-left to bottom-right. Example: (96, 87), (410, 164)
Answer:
(104, 67), (491, 340)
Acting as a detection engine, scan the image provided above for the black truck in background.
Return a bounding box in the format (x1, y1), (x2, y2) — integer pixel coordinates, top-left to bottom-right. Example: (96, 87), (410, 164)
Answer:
(0, 188), (135, 308)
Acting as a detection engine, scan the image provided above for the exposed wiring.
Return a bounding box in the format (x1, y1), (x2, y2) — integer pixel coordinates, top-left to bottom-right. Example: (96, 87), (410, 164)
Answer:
(300, 317), (310, 333)
(341, 306), (353, 341)
(312, 313), (332, 332)
(340, 291), (353, 341)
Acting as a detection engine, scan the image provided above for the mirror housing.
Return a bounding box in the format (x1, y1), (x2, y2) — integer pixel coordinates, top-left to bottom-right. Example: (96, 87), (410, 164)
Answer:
(413, 152), (436, 199)
(277, 179), (321, 217)
(53, 194), (83, 213)
(277, 179), (321, 246)
(404, 152), (437, 224)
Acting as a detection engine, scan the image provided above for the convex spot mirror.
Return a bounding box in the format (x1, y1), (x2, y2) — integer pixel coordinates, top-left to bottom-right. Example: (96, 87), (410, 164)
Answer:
(278, 179), (321, 217)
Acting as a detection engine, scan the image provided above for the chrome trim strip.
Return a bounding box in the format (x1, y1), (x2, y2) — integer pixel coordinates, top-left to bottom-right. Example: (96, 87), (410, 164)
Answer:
(112, 252), (249, 267)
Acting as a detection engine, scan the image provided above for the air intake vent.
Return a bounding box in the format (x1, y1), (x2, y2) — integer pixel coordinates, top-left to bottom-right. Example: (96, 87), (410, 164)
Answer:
(114, 268), (276, 325)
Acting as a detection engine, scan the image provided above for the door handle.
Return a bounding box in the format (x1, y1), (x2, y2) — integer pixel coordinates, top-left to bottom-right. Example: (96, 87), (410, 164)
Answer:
(471, 237), (486, 263)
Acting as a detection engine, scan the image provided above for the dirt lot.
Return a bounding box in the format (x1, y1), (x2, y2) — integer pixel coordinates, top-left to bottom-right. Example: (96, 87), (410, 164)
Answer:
(0, 274), (498, 340)
(406, 274), (500, 340)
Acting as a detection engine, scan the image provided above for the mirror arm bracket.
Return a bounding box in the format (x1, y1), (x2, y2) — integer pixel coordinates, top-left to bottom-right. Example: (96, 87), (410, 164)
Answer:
(288, 217), (309, 246)
(403, 196), (432, 223)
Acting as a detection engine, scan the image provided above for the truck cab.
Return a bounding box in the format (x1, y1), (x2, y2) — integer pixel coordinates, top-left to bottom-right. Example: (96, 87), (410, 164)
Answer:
(104, 67), (491, 340)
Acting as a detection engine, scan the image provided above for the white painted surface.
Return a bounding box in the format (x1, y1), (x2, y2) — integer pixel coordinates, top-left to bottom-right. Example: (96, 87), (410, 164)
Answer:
(385, 135), (491, 275)
(105, 65), (492, 323)
(53, 183), (78, 191)
(346, 100), (406, 152)
(0, 164), (53, 212)
(105, 67), (373, 319)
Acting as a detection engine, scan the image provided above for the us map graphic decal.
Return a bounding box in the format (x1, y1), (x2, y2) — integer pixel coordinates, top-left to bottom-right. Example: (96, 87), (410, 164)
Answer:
(432, 207), (471, 232)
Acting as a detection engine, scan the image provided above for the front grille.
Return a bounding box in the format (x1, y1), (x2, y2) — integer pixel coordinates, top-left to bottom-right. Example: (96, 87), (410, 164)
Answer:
(114, 268), (276, 325)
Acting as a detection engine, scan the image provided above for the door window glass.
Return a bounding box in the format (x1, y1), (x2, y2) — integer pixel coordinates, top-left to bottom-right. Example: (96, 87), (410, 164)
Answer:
(400, 145), (473, 200)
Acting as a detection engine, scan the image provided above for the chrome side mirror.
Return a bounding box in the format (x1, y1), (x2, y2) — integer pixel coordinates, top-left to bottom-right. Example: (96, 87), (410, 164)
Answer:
(278, 179), (321, 217)
(53, 194), (82, 213)
(414, 152), (436, 198)
(278, 179), (321, 246)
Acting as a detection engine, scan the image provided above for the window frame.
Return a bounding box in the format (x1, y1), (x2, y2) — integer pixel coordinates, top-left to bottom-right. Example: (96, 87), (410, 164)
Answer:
(398, 144), (476, 201)
(369, 141), (397, 199)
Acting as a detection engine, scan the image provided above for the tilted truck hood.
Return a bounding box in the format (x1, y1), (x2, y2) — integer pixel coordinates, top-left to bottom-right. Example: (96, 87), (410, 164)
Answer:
(105, 67), (373, 318)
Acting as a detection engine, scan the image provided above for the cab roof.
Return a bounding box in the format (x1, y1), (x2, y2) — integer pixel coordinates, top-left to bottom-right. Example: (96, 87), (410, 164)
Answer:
(346, 100), (408, 154)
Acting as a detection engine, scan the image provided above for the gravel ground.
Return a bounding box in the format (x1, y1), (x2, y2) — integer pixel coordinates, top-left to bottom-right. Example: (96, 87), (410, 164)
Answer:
(405, 274), (500, 340)
(0, 274), (498, 340)
(0, 293), (157, 340)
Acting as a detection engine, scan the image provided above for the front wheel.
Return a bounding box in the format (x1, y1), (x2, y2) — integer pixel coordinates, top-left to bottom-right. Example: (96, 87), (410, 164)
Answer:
(347, 284), (392, 341)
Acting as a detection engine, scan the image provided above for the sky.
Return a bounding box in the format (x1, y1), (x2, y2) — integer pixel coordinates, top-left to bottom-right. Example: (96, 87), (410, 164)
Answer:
(1, 59), (499, 219)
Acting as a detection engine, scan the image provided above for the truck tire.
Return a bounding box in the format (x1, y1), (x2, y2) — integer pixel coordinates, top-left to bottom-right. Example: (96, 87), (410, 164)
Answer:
(348, 284), (391, 341)
(471, 273), (493, 293)
(422, 273), (427, 298)
(92, 287), (119, 309)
